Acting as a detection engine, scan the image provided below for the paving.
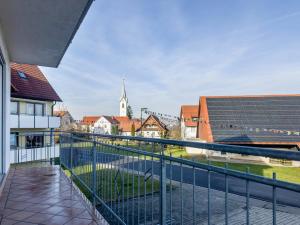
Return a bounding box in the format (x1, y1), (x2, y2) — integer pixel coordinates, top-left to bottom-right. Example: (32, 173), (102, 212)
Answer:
(0, 165), (108, 225)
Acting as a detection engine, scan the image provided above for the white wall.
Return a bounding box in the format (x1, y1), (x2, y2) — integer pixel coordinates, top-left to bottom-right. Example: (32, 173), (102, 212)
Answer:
(93, 117), (112, 134)
(0, 23), (11, 173)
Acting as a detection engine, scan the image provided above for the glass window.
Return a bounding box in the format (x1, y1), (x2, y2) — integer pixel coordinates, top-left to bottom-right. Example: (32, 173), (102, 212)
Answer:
(35, 104), (43, 116)
(10, 133), (18, 150)
(26, 135), (44, 149)
(26, 103), (34, 115)
(11, 101), (18, 114)
(17, 71), (27, 79)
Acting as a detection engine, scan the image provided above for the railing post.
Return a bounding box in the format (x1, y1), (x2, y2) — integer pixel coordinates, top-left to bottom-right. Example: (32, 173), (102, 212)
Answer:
(92, 139), (97, 212)
(70, 133), (73, 179)
(160, 144), (166, 225)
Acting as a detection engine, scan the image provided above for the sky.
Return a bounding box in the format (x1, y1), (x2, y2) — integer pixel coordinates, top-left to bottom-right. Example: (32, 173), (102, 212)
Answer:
(41, 0), (300, 120)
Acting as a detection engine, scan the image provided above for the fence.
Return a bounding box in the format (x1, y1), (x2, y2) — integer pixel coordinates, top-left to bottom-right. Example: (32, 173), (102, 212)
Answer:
(59, 132), (300, 225)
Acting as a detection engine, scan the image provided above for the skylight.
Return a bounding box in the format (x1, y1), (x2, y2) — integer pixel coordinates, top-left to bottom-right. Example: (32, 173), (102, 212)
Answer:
(17, 71), (27, 79)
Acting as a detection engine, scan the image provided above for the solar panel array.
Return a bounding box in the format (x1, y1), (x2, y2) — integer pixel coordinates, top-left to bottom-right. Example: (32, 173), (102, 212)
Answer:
(206, 96), (300, 143)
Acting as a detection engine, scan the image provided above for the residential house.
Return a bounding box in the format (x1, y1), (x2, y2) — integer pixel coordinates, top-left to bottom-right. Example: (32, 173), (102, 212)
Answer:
(197, 95), (300, 148)
(93, 116), (119, 135)
(137, 115), (168, 138)
(54, 110), (76, 131)
(180, 105), (199, 140)
(114, 116), (141, 136)
(10, 63), (61, 151)
(80, 116), (101, 132)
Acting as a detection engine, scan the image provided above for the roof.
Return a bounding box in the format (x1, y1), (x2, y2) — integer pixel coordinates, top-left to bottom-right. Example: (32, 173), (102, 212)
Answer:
(180, 105), (199, 127)
(11, 63), (62, 101)
(113, 116), (141, 132)
(137, 115), (168, 132)
(81, 116), (101, 125)
(203, 95), (300, 144)
(102, 116), (118, 124)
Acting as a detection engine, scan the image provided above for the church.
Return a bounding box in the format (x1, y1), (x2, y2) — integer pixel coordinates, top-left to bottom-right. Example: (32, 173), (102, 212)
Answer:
(80, 80), (167, 137)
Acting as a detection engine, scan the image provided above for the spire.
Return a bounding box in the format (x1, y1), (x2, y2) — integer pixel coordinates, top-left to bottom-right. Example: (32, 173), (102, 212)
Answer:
(120, 79), (127, 100)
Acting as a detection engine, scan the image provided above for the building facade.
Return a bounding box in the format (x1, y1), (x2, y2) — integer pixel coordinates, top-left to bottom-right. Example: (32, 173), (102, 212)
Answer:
(180, 105), (199, 140)
(10, 64), (61, 151)
(137, 115), (168, 138)
(93, 116), (118, 135)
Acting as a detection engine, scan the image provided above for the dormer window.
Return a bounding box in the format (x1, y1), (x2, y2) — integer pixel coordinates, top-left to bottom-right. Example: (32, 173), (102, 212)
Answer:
(17, 71), (27, 79)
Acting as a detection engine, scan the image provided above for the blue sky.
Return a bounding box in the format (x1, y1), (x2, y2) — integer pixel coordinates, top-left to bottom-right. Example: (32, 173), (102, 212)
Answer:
(41, 0), (300, 119)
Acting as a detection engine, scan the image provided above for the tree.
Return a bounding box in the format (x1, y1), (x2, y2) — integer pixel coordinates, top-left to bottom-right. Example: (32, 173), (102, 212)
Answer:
(127, 105), (133, 119)
(111, 126), (119, 135)
(131, 123), (136, 136)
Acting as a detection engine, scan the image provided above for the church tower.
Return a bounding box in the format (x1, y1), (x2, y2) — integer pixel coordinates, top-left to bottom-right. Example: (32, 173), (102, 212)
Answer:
(119, 79), (128, 117)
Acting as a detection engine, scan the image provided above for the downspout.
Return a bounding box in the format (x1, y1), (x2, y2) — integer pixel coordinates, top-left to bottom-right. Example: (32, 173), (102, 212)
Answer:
(51, 101), (57, 116)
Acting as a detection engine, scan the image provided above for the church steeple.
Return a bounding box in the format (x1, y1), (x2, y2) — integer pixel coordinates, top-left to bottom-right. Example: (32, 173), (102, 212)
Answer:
(119, 79), (128, 116)
(120, 79), (127, 100)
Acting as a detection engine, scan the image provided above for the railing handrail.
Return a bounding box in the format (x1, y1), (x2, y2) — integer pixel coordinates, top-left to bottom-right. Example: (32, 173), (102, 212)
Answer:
(65, 134), (300, 193)
(67, 132), (300, 161)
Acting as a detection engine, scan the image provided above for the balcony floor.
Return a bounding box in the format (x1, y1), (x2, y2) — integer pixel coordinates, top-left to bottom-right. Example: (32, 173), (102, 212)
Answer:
(0, 164), (108, 225)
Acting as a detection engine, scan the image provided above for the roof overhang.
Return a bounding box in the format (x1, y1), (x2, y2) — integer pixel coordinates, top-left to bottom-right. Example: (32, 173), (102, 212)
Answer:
(0, 0), (93, 67)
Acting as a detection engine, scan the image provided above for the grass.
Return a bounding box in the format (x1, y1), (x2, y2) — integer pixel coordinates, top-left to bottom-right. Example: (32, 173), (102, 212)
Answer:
(62, 140), (300, 184)
(63, 164), (161, 202)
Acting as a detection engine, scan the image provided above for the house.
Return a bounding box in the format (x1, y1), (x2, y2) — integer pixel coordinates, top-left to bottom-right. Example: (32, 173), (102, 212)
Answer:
(113, 116), (141, 136)
(137, 115), (168, 138)
(180, 105), (199, 140)
(10, 63), (61, 150)
(80, 116), (101, 132)
(197, 95), (300, 148)
(54, 110), (76, 131)
(93, 116), (119, 135)
(0, 0), (93, 173)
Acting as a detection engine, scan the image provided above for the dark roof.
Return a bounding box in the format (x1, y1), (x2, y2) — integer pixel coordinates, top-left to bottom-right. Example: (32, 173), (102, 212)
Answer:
(102, 116), (118, 124)
(10, 63), (62, 101)
(205, 95), (300, 144)
(137, 115), (168, 132)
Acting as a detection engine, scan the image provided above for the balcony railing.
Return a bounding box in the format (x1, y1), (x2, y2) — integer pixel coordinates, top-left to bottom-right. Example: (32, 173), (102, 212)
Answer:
(57, 132), (300, 225)
(10, 114), (60, 129)
(10, 131), (300, 224)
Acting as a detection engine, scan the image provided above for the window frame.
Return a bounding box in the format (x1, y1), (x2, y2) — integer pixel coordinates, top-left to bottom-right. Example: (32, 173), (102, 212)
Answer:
(10, 101), (19, 115)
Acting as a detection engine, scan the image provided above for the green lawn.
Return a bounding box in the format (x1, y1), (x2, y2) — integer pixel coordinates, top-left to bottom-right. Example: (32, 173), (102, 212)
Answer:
(63, 164), (161, 202)
(62, 140), (300, 184)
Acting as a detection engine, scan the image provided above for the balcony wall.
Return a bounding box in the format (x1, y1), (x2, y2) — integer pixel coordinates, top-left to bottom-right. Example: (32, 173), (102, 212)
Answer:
(10, 114), (60, 129)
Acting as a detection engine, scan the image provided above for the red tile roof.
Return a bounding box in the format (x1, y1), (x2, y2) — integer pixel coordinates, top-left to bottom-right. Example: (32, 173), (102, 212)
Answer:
(81, 116), (101, 125)
(10, 63), (62, 101)
(113, 116), (141, 132)
(180, 105), (199, 127)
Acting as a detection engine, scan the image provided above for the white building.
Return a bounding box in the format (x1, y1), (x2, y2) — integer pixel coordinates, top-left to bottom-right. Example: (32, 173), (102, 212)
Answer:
(93, 116), (118, 135)
(119, 79), (128, 117)
(10, 63), (61, 150)
(180, 105), (199, 140)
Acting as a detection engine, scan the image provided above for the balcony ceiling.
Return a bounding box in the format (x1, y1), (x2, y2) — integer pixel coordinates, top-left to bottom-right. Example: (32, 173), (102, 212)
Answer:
(0, 0), (93, 67)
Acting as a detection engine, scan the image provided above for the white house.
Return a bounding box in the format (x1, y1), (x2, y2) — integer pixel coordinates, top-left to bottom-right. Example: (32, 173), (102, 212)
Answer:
(180, 105), (199, 140)
(0, 0), (93, 174)
(93, 116), (118, 135)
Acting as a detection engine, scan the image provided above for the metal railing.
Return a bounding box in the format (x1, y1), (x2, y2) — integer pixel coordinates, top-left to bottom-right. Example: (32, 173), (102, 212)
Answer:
(10, 131), (60, 164)
(59, 132), (300, 225)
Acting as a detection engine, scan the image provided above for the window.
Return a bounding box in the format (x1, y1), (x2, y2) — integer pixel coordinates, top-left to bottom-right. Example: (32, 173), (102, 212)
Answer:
(26, 103), (34, 115)
(35, 103), (44, 116)
(17, 71), (27, 79)
(122, 103), (124, 108)
(192, 117), (198, 122)
(26, 135), (44, 149)
(11, 101), (18, 114)
(10, 133), (18, 150)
